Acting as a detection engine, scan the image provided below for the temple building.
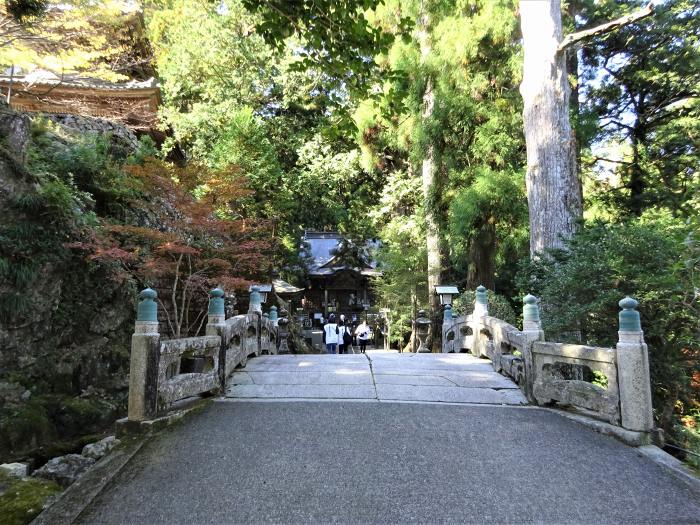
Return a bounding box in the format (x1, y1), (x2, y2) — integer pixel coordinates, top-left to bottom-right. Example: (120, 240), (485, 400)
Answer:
(0, 69), (160, 131)
(300, 231), (380, 325)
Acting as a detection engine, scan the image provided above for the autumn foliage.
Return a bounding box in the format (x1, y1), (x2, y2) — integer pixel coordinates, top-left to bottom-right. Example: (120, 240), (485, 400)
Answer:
(68, 158), (274, 338)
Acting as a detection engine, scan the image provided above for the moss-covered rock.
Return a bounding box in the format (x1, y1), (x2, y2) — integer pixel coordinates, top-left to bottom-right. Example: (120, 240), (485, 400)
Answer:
(0, 470), (62, 525)
(0, 394), (120, 463)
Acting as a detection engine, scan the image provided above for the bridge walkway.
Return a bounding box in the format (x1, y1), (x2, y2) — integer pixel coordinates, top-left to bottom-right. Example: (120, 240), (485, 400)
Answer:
(74, 353), (700, 524)
(226, 352), (527, 405)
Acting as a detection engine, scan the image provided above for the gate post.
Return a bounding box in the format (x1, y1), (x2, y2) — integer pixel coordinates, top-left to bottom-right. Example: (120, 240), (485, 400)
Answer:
(128, 288), (160, 421)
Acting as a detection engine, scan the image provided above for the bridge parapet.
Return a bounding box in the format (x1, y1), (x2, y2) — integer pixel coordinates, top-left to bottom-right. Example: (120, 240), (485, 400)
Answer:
(441, 288), (654, 440)
(127, 287), (278, 422)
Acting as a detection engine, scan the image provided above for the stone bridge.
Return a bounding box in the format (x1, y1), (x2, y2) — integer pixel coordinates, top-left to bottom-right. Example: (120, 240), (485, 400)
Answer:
(33, 286), (700, 524)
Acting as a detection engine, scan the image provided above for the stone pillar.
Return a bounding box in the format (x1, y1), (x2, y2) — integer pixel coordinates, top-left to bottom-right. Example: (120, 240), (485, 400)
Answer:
(277, 309), (290, 354)
(443, 304), (452, 322)
(269, 306), (278, 327)
(415, 310), (431, 353)
(521, 294), (545, 402)
(128, 288), (160, 422)
(206, 287), (226, 328)
(248, 285), (263, 314)
(206, 288), (227, 390)
(474, 285), (488, 318)
(616, 297), (654, 432)
(470, 286), (488, 357)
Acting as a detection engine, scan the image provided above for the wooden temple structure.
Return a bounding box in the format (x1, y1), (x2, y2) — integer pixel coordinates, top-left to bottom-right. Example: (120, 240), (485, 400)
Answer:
(0, 69), (160, 131)
(300, 231), (381, 327)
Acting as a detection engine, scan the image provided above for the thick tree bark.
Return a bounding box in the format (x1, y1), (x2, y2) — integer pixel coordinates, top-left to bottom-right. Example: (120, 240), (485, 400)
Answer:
(566, 0), (583, 193)
(519, 0), (582, 257)
(418, 5), (442, 350)
(466, 221), (496, 290)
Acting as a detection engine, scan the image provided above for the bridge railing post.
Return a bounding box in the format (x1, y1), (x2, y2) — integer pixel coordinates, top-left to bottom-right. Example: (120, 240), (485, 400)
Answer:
(206, 287), (227, 391)
(616, 297), (654, 433)
(248, 285), (263, 355)
(521, 294), (545, 402)
(128, 288), (160, 422)
(470, 285), (488, 357)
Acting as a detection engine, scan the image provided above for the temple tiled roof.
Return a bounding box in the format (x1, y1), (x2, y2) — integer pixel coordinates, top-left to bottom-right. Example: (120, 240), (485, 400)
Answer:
(0, 70), (159, 91)
(302, 231), (380, 277)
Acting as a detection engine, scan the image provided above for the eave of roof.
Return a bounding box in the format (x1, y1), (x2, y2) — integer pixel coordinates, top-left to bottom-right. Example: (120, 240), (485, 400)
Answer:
(0, 74), (159, 94)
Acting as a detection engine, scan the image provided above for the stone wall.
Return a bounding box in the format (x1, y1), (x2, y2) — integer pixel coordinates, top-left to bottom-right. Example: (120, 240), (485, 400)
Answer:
(44, 113), (141, 152)
(0, 108), (142, 463)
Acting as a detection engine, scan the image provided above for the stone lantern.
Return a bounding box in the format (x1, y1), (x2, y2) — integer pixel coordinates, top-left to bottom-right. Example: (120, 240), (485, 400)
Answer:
(277, 308), (290, 354)
(249, 283), (272, 305)
(435, 285), (459, 307)
(415, 309), (432, 353)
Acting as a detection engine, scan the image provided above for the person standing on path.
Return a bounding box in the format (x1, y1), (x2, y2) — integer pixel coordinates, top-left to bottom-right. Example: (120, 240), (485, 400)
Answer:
(323, 314), (339, 354)
(355, 320), (371, 353)
(339, 320), (353, 354)
(337, 318), (346, 354)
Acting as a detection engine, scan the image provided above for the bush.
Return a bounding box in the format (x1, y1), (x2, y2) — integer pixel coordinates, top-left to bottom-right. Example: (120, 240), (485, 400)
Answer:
(516, 214), (699, 457)
(452, 289), (517, 326)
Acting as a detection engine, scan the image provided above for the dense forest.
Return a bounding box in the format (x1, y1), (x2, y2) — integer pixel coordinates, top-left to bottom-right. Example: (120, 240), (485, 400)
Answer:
(0, 0), (697, 473)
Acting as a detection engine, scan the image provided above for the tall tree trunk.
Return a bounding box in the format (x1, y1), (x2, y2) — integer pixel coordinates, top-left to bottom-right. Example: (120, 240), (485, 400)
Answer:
(466, 221), (496, 290)
(418, 5), (442, 350)
(566, 0), (583, 197)
(519, 0), (582, 258)
(629, 92), (647, 216)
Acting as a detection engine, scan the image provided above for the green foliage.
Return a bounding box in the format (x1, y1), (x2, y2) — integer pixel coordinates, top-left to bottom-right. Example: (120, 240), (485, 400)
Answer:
(516, 214), (699, 451)
(673, 420), (700, 470)
(242, 0), (411, 107)
(5, 0), (48, 22)
(146, 0), (380, 276)
(0, 121), (137, 322)
(452, 289), (517, 327)
(0, 470), (61, 525)
(147, 0), (274, 159)
(449, 168), (528, 293)
(578, 0), (700, 218)
(127, 135), (159, 165)
(361, 0), (527, 342)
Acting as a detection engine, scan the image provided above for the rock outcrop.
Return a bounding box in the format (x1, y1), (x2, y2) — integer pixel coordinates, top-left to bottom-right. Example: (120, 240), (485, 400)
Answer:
(32, 454), (95, 487)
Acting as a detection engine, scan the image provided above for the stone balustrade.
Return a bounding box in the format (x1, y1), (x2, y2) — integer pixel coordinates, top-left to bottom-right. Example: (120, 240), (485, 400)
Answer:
(440, 287), (655, 439)
(128, 286), (285, 422)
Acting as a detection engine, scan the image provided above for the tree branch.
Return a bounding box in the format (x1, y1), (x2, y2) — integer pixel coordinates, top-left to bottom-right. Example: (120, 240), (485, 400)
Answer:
(587, 156), (632, 166)
(558, 3), (654, 53)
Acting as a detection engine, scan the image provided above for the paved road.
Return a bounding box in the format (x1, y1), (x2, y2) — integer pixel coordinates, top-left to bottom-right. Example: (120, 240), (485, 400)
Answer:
(227, 353), (526, 405)
(79, 401), (700, 524)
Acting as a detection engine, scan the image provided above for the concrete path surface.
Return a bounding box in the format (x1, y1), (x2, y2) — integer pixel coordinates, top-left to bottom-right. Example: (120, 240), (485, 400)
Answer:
(78, 401), (700, 524)
(226, 352), (526, 405)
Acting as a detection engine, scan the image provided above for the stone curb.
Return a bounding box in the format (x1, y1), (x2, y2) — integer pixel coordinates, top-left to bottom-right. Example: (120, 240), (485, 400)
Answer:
(547, 408), (700, 497)
(32, 398), (212, 525)
(546, 407), (652, 446)
(115, 397), (211, 437)
(637, 445), (700, 497)
(30, 436), (148, 525)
